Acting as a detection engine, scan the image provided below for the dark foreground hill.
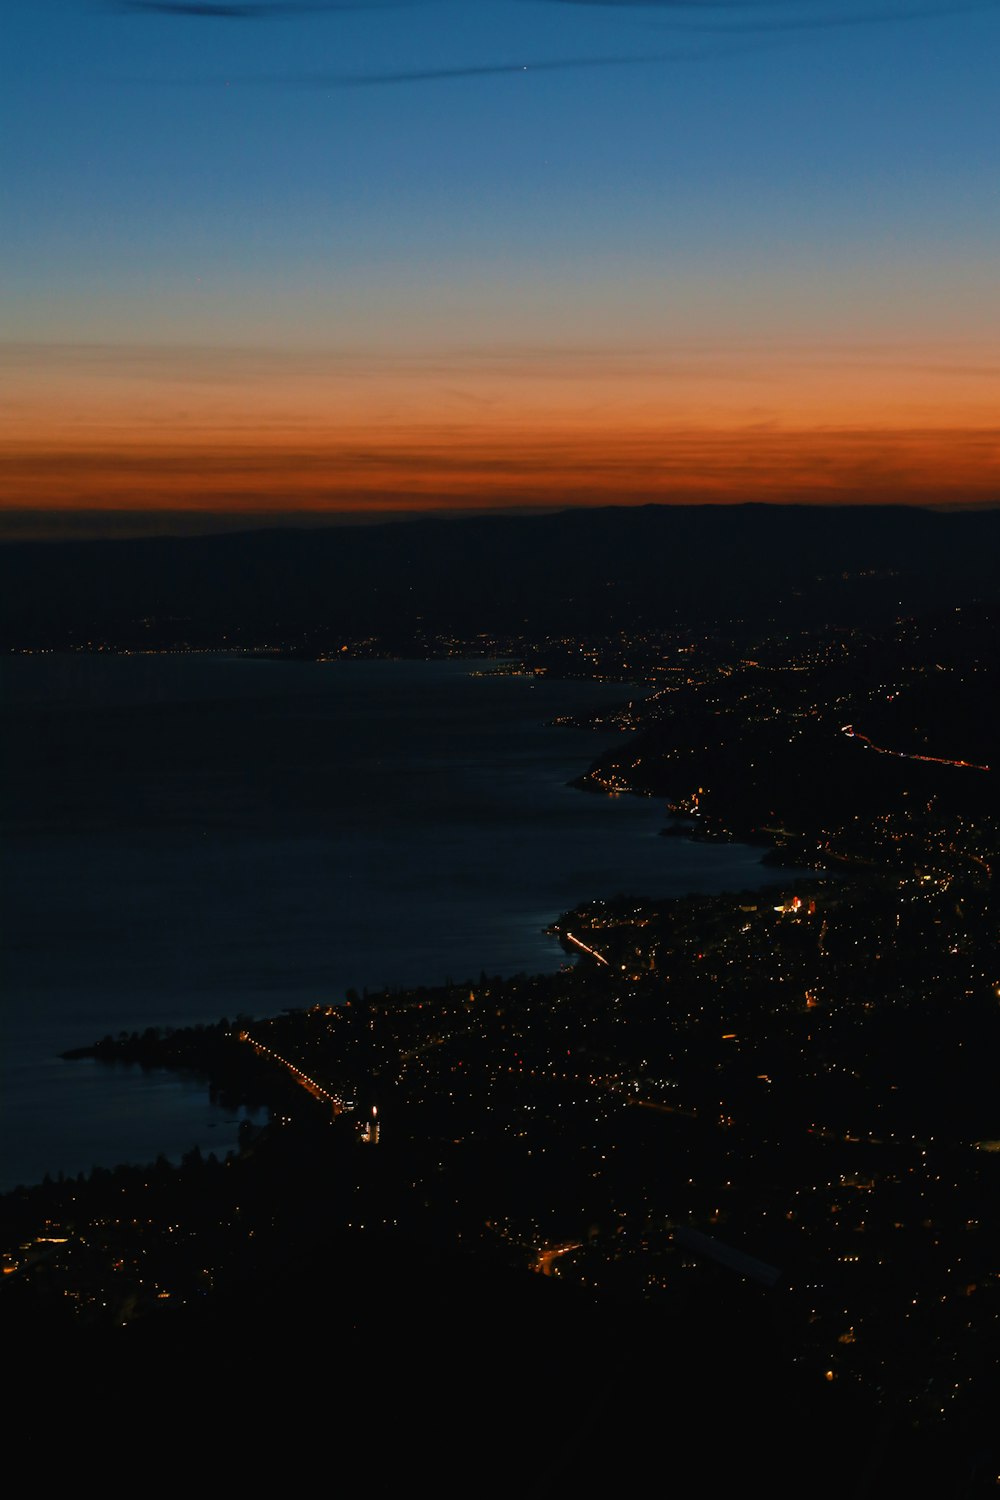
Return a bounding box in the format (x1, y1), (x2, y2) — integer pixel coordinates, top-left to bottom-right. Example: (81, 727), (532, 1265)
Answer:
(6, 1230), (975, 1497)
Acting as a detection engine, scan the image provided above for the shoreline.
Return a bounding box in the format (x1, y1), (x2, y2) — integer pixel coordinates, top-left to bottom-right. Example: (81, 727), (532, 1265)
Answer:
(2, 654), (793, 1192)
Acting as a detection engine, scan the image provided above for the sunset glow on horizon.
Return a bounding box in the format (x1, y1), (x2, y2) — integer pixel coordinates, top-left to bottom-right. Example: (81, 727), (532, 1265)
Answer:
(4, 0), (999, 534)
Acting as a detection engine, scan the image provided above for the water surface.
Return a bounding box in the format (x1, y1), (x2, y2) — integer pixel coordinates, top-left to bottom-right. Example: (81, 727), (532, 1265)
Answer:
(1, 655), (788, 1187)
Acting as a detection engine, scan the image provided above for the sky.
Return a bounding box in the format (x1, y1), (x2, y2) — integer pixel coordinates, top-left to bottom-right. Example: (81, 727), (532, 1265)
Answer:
(3, 0), (999, 535)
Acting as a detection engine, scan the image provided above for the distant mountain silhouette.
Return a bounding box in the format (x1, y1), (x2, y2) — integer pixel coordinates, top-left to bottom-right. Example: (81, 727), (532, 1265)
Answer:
(2, 504), (999, 647)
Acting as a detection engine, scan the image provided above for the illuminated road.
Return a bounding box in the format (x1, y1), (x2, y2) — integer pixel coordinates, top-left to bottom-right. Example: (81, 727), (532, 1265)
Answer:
(840, 724), (990, 772)
(531, 1241), (583, 1276)
(633, 1099), (698, 1120)
(237, 1031), (346, 1113)
(563, 932), (611, 967)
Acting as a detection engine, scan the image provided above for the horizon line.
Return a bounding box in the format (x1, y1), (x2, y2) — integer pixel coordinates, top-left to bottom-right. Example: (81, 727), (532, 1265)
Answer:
(2, 496), (999, 544)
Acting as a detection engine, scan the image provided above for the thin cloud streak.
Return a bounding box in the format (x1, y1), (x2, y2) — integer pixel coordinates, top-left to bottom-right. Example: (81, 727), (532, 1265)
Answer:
(113, 1), (407, 16)
(6, 426), (998, 515)
(108, 0), (1000, 93)
(110, 0), (1000, 25)
(541, 0), (995, 11)
(283, 46), (754, 85)
(613, 0), (1000, 34)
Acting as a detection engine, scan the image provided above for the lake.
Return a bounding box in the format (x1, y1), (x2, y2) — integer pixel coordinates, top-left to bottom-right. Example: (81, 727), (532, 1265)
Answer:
(1, 653), (790, 1188)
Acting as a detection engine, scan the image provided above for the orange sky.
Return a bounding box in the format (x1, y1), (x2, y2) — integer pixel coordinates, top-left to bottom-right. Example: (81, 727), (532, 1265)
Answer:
(4, 340), (998, 525)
